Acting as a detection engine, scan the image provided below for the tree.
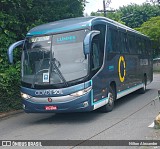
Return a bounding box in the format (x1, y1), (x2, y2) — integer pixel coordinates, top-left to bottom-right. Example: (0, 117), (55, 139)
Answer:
(118, 3), (160, 28)
(136, 16), (160, 58)
(0, 0), (84, 40)
(146, 0), (160, 5)
(91, 3), (160, 28)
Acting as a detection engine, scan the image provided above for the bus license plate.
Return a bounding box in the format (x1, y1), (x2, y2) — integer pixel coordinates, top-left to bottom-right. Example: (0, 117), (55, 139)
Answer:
(45, 106), (57, 110)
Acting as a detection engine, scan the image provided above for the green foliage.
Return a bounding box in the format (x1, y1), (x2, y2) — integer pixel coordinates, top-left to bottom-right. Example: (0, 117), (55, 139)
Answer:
(147, 0), (160, 5)
(136, 16), (160, 58)
(0, 62), (21, 112)
(107, 12), (125, 24)
(0, 0), (84, 112)
(119, 3), (160, 28)
(91, 3), (160, 28)
(0, 0), (84, 39)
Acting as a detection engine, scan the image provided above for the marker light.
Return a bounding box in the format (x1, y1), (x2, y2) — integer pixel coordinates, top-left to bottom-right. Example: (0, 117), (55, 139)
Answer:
(83, 101), (89, 107)
(70, 86), (92, 97)
(21, 92), (32, 99)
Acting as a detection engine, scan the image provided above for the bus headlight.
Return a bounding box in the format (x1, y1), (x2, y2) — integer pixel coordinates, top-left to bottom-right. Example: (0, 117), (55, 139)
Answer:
(70, 86), (92, 97)
(21, 92), (32, 99)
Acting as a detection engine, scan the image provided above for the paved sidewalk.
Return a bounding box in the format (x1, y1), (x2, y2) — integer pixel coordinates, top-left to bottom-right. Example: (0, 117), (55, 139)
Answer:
(0, 110), (23, 119)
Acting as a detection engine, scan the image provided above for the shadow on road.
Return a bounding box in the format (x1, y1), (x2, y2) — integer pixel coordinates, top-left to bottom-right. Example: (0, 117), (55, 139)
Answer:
(29, 111), (102, 125)
(114, 89), (152, 108)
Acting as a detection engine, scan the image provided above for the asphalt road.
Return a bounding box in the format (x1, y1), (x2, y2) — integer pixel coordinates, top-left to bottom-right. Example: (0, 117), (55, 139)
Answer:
(0, 73), (160, 149)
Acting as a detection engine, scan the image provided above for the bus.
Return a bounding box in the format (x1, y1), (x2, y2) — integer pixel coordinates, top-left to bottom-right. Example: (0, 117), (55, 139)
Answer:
(8, 16), (153, 113)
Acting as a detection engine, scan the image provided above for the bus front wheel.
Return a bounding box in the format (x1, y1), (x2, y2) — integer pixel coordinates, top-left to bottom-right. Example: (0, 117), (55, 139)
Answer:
(100, 86), (115, 112)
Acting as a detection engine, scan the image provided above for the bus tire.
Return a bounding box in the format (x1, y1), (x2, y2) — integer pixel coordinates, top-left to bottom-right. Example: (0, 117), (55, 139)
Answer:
(139, 75), (147, 94)
(100, 86), (115, 112)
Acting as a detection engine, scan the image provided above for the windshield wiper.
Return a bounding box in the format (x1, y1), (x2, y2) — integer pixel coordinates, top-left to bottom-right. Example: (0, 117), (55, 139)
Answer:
(50, 58), (68, 87)
(31, 48), (50, 88)
(31, 49), (68, 88)
(31, 58), (47, 88)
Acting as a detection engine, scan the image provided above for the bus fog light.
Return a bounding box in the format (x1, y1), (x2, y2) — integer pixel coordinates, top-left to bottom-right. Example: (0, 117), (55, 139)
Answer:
(21, 92), (32, 99)
(83, 101), (88, 107)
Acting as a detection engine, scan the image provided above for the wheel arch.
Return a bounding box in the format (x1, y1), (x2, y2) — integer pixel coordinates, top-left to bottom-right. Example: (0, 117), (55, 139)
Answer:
(109, 81), (117, 99)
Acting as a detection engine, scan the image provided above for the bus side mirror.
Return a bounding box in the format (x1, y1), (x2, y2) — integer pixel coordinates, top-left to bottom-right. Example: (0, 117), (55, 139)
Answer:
(83, 30), (100, 55)
(8, 40), (24, 63)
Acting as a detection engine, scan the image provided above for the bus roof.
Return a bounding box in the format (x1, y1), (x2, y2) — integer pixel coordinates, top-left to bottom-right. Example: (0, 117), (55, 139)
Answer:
(27, 16), (148, 38)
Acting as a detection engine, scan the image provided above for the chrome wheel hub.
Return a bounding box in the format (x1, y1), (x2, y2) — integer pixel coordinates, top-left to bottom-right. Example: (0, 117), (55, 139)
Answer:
(108, 92), (114, 106)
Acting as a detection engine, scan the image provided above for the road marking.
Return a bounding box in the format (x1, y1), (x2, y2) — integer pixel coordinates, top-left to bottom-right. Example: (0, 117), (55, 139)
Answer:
(148, 122), (155, 128)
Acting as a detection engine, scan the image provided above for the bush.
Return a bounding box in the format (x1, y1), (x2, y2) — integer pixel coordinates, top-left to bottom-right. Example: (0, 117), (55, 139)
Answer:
(0, 62), (21, 112)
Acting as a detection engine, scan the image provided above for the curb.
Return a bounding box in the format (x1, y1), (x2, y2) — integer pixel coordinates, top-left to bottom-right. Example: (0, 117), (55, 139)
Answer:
(0, 110), (24, 119)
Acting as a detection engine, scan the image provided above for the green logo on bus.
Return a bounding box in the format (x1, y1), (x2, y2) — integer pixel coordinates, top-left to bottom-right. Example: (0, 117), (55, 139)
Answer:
(57, 36), (76, 43)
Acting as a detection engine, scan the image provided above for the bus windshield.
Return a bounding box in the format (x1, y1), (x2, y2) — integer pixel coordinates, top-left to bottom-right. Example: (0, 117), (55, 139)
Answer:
(22, 30), (89, 86)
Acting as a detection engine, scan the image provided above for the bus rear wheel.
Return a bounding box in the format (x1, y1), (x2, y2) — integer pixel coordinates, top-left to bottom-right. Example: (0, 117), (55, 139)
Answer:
(100, 86), (115, 112)
(139, 75), (147, 94)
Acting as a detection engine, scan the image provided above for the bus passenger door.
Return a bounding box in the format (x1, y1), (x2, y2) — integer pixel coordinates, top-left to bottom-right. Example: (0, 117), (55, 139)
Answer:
(90, 24), (107, 105)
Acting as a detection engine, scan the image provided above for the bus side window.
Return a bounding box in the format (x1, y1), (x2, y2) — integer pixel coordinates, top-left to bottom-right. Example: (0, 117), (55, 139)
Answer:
(92, 24), (106, 56)
(91, 39), (100, 71)
(144, 39), (149, 55)
(141, 39), (146, 55)
(128, 34), (136, 54)
(148, 40), (152, 56)
(108, 28), (112, 52)
(136, 37), (142, 54)
(91, 24), (106, 73)
(119, 32), (128, 53)
(108, 28), (119, 53)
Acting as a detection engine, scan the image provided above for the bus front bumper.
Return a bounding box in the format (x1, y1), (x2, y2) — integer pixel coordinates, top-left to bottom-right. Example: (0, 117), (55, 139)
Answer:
(22, 92), (93, 113)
